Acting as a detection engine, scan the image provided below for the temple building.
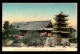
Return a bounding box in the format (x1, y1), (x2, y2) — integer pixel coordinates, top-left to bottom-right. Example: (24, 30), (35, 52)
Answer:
(52, 11), (70, 44)
(12, 20), (54, 37)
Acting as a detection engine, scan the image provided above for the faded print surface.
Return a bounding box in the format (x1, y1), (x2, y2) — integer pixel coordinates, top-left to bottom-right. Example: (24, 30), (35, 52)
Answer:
(2, 3), (77, 51)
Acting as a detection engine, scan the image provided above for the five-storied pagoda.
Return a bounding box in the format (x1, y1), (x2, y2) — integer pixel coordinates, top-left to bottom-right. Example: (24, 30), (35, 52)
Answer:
(53, 11), (70, 44)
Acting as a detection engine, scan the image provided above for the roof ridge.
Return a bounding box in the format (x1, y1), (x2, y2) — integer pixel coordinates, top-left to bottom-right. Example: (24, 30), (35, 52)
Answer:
(11, 20), (51, 23)
(27, 20), (51, 22)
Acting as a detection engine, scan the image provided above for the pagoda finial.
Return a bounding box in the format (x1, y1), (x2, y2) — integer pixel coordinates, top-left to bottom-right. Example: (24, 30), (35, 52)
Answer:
(61, 11), (63, 14)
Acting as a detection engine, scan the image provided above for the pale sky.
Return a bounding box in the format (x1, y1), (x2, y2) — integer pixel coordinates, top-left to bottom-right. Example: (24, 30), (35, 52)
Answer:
(2, 3), (77, 28)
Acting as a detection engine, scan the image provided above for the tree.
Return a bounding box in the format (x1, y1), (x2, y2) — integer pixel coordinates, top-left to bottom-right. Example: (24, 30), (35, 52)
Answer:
(8, 25), (21, 47)
(68, 27), (77, 43)
(8, 24), (19, 35)
(22, 31), (46, 47)
(8, 24), (19, 40)
(68, 27), (76, 38)
(2, 21), (9, 39)
(2, 21), (10, 46)
(2, 21), (20, 46)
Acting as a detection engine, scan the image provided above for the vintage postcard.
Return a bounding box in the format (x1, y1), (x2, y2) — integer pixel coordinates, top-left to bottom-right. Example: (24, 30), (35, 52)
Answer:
(2, 3), (77, 51)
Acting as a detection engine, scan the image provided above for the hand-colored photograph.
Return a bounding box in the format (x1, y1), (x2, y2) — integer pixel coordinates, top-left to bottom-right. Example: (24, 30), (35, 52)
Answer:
(2, 3), (77, 51)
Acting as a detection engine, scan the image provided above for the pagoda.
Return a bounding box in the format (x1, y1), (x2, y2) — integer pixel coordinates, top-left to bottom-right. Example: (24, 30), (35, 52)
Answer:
(53, 11), (70, 44)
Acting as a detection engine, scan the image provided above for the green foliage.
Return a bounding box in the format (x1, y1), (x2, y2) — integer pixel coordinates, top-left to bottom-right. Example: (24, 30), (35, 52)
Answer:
(3, 21), (19, 40)
(2, 30), (6, 39)
(2, 21), (20, 47)
(69, 38), (77, 43)
(3, 21), (9, 31)
(9, 40), (21, 47)
(8, 24), (19, 40)
(22, 31), (46, 47)
(2, 21), (9, 40)
(68, 27), (76, 38)
(8, 27), (19, 35)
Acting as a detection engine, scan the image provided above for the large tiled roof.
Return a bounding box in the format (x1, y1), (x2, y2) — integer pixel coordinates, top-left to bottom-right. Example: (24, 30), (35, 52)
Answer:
(12, 20), (53, 30)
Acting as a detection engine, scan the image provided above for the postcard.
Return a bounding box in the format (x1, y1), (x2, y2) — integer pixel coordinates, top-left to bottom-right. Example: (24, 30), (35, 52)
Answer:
(2, 3), (77, 51)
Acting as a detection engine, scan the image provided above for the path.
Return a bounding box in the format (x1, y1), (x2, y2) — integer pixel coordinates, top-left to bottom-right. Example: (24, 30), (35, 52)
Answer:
(44, 37), (50, 47)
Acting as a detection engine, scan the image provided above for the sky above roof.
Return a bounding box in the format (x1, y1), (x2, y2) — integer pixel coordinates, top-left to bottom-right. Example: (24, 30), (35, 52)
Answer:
(2, 3), (77, 28)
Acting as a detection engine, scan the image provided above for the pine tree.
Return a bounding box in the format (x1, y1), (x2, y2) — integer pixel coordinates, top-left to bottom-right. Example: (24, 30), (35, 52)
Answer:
(3, 21), (9, 39)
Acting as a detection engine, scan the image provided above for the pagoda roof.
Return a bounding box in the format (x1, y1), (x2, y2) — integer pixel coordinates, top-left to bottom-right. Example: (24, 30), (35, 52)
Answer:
(55, 22), (69, 24)
(55, 11), (69, 17)
(52, 31), (69, 33)
(55, 18), (69, 20)
(54, 27), (70, 28)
